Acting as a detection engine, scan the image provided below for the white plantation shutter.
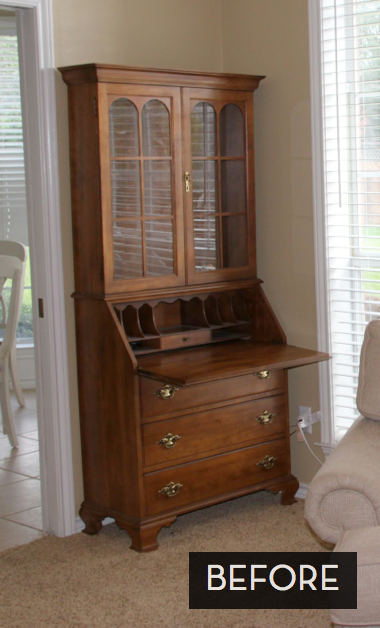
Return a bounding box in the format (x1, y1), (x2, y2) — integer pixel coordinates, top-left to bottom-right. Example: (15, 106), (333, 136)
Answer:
(320, 0), (380, 439)
(0, 16), (28, 245)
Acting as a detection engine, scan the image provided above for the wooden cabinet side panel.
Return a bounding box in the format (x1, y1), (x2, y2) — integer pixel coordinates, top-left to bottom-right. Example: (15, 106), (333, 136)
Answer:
(246, 95), (256, 276)
(67, 83), (104, 295)
(74, 298), (143, 516)
(283, 371), (292, 476)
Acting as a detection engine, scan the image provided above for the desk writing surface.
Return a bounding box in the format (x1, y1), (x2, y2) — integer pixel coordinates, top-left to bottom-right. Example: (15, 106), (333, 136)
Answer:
(137, 340), (329, 386)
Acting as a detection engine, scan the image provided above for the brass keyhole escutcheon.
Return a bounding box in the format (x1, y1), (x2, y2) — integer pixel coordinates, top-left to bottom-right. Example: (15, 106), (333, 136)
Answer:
(157, 433), (181, 449)
(154, 384), (179, 400)
(256, 410), (275, 425)
(254, 370), (272, 380)
(257, 455), (277, 470)
(159, 481), (183, 497)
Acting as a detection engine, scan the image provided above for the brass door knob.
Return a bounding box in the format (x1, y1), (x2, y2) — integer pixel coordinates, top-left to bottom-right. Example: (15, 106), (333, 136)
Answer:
(159, 481), (183, 497)
(256, 410), (275, 425)
(257, 455), (277, 470)
(154, 384), (179, 400)
(254, 370), (272, 380)
(157, 433), (181, 449)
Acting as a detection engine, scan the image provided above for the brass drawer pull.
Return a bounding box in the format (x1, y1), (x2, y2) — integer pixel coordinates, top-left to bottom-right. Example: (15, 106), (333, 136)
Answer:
(154, 384), (179, 400)
(159, 481), (183, 497)
(257, 455), (277, 470)
(157, 433), (181, 449)
(256, 410), (275, 425)
(254, 370), (272, 380)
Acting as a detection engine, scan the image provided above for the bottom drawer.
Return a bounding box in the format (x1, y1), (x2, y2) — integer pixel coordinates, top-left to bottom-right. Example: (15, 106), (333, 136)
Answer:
(145, 439), (288, 516)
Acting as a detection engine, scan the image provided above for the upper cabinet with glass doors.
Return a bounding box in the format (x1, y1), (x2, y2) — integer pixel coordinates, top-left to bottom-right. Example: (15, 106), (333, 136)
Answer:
(60, 65), (264, 295)
(100, 84), (185, 293)
(182, 88), (256, 284)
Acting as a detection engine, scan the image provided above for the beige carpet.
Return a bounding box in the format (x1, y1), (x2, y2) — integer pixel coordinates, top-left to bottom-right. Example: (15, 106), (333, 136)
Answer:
(0, 492), (332, 628)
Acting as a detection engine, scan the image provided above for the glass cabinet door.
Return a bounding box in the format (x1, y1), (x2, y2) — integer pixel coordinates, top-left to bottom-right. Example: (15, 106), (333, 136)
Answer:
(102, 86), (184, 291)
(183, 89), (255, 284)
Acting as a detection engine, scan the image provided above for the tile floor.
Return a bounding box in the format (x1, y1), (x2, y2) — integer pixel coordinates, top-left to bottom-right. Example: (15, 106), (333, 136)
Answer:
(0, 390), (43, 551)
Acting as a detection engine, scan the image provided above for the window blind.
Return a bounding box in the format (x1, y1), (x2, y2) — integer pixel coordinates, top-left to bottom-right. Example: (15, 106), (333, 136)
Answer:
(320, 0), (380, 438)
(0, 16), (28, 245)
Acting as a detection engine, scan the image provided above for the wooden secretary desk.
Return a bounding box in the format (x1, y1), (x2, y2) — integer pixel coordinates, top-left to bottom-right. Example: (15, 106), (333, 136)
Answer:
(59, 63), (328, 552)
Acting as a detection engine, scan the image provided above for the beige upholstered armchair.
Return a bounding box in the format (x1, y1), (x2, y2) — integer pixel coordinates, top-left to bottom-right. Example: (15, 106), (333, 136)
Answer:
(305, 319), (380, 627)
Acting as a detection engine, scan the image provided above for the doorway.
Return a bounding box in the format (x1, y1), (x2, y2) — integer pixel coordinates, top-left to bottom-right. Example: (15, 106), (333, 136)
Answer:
(0, 9), (42, 550)
(0, 0), (75, 542)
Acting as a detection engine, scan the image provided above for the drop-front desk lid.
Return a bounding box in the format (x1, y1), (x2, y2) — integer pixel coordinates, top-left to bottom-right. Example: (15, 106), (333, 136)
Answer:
(137, 339), (330, 386)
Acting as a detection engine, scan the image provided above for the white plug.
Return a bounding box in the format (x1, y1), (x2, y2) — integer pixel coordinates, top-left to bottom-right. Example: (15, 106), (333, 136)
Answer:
(297, 407), (324, 466)
(309, 410), (322, 425)
(298, 406), (312, 434)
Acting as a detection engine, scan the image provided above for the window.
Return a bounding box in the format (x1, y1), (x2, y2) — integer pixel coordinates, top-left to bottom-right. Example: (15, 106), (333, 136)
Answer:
(0, 15), (33, 344)
(310, 0), (380, 445)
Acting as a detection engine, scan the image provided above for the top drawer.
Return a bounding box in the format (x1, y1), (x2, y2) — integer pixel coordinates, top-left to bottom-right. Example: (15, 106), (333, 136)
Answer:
(139, 370), (284, 420)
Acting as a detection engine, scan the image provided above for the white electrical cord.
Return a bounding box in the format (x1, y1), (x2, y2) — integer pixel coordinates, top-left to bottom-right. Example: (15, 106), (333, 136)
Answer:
(298, 422), (324, 465)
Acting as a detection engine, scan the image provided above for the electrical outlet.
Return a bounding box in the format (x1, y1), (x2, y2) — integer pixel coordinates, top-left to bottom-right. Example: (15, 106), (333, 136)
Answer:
(299, 405), (311, 420)
(298, 405), (312, 434)
(299, 420), (312, 434)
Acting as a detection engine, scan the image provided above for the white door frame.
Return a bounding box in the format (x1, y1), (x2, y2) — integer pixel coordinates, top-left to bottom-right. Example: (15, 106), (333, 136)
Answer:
(3, 0), (76, 535)
(308, 0), (335, 457)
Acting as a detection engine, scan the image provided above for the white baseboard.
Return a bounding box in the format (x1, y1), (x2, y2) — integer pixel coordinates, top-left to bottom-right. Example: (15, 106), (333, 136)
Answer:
(295, 483), (309, 500)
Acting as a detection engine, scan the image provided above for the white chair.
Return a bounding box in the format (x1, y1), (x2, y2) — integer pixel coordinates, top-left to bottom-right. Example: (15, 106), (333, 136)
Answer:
(0, 241), (28, 448)
(0, 241), (27, 408)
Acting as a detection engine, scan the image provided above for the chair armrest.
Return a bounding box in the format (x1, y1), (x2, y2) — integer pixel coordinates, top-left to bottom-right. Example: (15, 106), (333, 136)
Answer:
(305, 416), (380, 544)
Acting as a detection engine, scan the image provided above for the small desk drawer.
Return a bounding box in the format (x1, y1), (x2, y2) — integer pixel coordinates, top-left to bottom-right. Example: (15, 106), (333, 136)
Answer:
(143, 329), (212, 351)
(144, 439), (288, 516)
(139, 370), (284, 419)
(142, 394), (286, 468)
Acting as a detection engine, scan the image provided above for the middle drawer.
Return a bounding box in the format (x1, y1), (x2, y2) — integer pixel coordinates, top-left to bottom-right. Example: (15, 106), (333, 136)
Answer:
(142, 394), (286, 469)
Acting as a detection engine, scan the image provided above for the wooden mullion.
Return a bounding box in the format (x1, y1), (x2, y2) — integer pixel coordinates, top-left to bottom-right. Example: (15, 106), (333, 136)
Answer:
(203, 160), (208, 220)
(216, 109), (223, 270)
(138, 105), (146, 276)
(141, 160), (146, 277)
(111, 217), (143, 224)
(144, 216), (174, 221)
(110, 156), (173, 162)
(168, 96), (179, 277)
